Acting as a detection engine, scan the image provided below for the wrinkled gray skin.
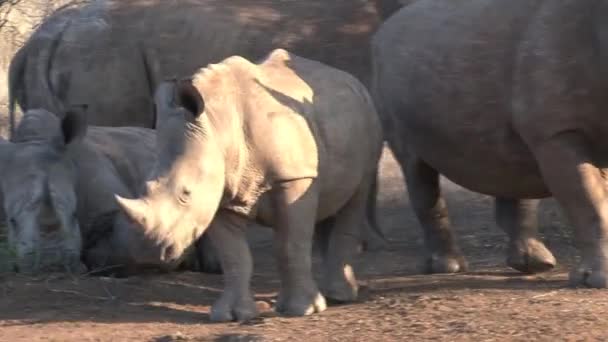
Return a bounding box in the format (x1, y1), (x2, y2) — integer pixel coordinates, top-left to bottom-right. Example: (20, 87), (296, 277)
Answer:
(0, 108), (159, 274)
(371, 0), (608, 288)
(113, 49), (384, 321)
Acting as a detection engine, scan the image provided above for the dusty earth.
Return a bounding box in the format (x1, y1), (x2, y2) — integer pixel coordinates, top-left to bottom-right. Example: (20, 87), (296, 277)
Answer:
(0, 147), (607, 341)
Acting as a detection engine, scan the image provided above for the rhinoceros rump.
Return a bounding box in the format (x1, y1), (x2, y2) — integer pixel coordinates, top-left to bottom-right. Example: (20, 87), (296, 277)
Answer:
(371, 0), (608, 287)
(113, 49), (384, 321)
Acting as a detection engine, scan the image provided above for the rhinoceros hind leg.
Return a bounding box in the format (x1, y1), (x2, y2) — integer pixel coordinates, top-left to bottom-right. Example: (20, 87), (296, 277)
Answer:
(533, 132), (608, 288)
(495, 198), (556, 274)
(400, 152), (467, 274)
(317, 180), (373, 303)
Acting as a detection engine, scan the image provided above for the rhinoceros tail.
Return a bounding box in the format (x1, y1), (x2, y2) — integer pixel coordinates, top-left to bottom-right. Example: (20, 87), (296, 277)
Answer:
(8, 44), (27, 140)
(362, 167), (388, 252)
(39, 18), (73, 115)
(139, 44), (160, 128)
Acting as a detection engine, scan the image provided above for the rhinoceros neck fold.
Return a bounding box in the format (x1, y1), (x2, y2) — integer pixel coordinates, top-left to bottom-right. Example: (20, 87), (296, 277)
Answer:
(199, 105), (267, 219)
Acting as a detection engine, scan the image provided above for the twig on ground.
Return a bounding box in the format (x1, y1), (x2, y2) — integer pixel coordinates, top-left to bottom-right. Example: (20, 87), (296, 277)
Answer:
(101, 281), (116, 300)
(531, 290), (561, 299)
(45, 287), (113, 300)
(80, 264), (124, 277)
(44, 277), (114, 301)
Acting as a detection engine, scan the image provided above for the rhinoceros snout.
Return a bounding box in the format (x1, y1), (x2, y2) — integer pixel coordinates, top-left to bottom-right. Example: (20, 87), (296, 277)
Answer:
(14, 249), (85, 275)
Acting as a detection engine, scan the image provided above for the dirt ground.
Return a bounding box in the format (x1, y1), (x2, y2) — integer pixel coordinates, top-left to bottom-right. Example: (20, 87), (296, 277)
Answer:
(0, 147), (606, 342)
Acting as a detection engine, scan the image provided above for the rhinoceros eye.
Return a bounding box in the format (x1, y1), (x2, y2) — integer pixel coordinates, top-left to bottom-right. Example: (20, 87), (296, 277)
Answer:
(177, 187), (191, 205)
(9, 218), (17, 228)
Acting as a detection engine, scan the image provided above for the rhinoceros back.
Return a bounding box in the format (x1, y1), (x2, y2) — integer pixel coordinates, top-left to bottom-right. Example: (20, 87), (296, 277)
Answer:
(370, 0), (569, 198)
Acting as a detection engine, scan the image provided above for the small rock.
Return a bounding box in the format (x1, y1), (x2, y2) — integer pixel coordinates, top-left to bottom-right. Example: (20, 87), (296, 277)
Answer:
(256, 300), (272, 312)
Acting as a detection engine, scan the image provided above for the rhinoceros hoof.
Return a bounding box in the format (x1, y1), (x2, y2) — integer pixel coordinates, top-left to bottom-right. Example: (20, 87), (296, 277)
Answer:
(322, 278), (358, 304)
(275, 290), (327, 316)
(569, 262), (608, 288)
(425, 253), (468, 274)
(209, 293), (259, 322)
(507, 238), (556, 274)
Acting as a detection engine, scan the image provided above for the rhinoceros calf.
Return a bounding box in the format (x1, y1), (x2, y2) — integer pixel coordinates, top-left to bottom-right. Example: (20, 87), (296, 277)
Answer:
(371, 0), (608, 288)
(8, 0), (406, 132)
(0, 108), (200, 274)
(112, 49), (384, 321)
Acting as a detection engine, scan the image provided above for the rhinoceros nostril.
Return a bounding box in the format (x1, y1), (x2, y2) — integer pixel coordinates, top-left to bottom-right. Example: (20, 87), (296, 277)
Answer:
(163, 246), (174, 260)
(43, 225), (61, 234)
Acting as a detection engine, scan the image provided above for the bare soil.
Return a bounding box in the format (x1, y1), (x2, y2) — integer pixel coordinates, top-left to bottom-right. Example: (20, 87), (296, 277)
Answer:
(0, 147), (606, 342)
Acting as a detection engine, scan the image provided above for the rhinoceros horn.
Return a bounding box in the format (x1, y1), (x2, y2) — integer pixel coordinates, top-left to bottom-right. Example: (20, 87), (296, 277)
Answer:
(115, 195), (149, 229)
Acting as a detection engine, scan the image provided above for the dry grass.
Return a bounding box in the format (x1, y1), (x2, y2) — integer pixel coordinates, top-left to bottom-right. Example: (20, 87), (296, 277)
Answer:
(0, 0), (78, 137)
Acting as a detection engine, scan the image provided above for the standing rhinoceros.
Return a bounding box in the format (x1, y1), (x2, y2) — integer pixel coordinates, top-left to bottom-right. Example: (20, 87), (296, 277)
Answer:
(8, 0), (406, 132)
(0, 107), (204, 274)
(371, 0), (608, 288)
(111, 49), (384, 321)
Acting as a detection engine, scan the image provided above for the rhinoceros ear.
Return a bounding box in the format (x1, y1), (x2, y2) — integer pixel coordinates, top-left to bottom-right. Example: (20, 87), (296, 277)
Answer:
(175, 79), (205, 121)
(153, 81), (178, 127)
(61, 104), (88, 146)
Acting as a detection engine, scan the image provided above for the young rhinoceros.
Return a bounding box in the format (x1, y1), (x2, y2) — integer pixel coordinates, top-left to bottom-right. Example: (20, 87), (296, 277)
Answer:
(0, 108), (157, 274)
(114, 49), (384, 321)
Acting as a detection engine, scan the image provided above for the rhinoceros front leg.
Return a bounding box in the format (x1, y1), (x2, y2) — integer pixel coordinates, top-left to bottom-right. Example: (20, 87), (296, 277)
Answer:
(494, 198), (556, 273)
(533, 131), (608, 288)
(400, 153), (468, 273)
(273, 178), (327, 316)
(194, 234), (223, 274)
(206, 210), (258, 322)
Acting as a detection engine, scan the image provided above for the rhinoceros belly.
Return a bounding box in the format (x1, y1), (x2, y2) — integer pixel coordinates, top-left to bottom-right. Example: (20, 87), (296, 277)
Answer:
(254, 165), (367, 228)
(399, 111), (551, 199)
(253, 138), (375, 227)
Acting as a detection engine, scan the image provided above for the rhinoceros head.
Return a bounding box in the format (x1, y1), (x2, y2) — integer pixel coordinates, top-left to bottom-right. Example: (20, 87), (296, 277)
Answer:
(115, 80), (226, 268)
(0, 108), (87, 274)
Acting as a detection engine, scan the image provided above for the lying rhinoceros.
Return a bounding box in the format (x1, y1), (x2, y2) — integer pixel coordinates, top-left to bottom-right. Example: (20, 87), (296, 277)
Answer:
(8, 0), (406, 132)
(0, 108), (206, 274)
(110, 49), (384, 321)
(371, 0), (608, 288)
